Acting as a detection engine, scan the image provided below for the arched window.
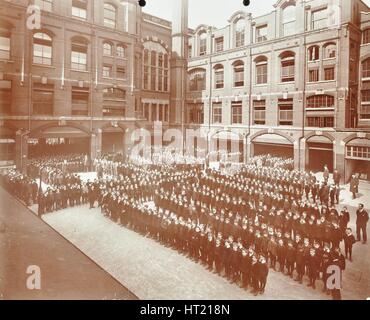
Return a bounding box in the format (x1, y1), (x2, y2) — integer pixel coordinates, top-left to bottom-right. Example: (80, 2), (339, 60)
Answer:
(362, 58), (370, 78)
(282, 4), (296, 37)
(71, 36), (88, 71)
(235, 19), (246, 48)
(116, 44), (126, 58)
(142, 41), (169, 92)
(323, 43), (336, 59)
(214, 64), (224, 89)
(189, 68), (206, 91)
(103, 42), (112, 56)
(233, 60), (244, 87)
(307, 95), (335, 109)
(104, 3), (116, 28)
(308, 45), (320, 61)
(199, 32), (207, 56)
(280, 51), (295, 82)
(255, 56), (268, 84)
(0, 29), (10, 60)
(33, 32), (52, 65)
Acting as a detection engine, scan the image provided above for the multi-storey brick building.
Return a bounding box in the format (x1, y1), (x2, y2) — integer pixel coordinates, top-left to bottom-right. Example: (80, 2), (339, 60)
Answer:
(0, 0), (176, 170)
(187, 0), (370, 181)
(0, 0), (369, 182)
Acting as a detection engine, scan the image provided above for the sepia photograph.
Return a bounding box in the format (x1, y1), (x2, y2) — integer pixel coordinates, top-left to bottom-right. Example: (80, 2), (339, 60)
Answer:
(0, 0), (369, 304)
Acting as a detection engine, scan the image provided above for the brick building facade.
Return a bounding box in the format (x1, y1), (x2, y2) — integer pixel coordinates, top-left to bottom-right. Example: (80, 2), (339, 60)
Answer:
(187, 0), (370, 181)
(0, 0), (369, 182)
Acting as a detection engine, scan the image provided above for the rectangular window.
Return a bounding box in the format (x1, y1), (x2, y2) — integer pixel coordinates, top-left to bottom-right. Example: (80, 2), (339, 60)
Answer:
(33, 83), (54, 115)
(189, 104), (204, 124)
(158, 104), (163, 121)
(363, 29), (370, 45)
(116, 66), (126, 79)
(231, 102), (242, 124)
(151, 103), (157, 121)
(234, 65), (244, 87)
(256, 62), (267, 84)
(188, 45), (192, 59)
(71, 45), (87, 71)
(324, 67), (335, 81)
(33, 40), (52, 66)
(256, 25), (267, 43)
(103, 65), (112, 78)
(0, 34), (10, 60)
(311, 8), (328, 30)
(306, 116), (334, 128)
(103, 107), (125, 117)
(253, 100), (266, 125)
(215, 69), (224, 89)
(346, 146), (370, 160)
(215, 37), (224, 52)
(144, 103), (150, 120)
(72, 0), (87, 20)
(281, 59), (295, 82)
(151, 67), (156, 90)
(212, 102), (222, 124)
(360, 105), (370, 119)
(34, 0), (53, 12)
(71, 87), (89, 116)
(309, 69), (319, 82)
(199, 37), (207, 56)
(278, 99), (293, 126)
(164, 104), (169, 122)
(362, 60), (370, 78)
(104, 4), (116, 29)
(164, 70), (169, 92)
(361, 90), (370, 102)
(0, 86), (11, 115)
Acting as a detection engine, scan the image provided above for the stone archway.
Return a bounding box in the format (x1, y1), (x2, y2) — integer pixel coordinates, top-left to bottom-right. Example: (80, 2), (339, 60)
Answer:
(250, 130), (294, 159)
(29, 123), (91, 158)
(210, 129), (244, 163)
(305, 133), (335, 173)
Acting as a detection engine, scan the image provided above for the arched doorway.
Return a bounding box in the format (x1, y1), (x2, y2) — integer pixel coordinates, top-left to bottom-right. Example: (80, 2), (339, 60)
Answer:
(345, 138), (370, 182)
(306, 135), (334, 173)
(210, 130), (244, 163)
(251, 133), (294, 159)
(29, 125), (91, 158)
(101, 125), (125, 157)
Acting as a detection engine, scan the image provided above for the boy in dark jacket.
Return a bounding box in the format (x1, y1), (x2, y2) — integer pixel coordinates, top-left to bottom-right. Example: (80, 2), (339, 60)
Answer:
(343, 228), (356, 261)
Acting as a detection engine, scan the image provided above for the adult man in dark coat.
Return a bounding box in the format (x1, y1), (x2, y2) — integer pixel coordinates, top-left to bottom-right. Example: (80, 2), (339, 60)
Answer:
(350, 174), (359, 199)
(333, 169), (341, 186)
(257, 255), (269, 294)
(356, 204), (369, 244)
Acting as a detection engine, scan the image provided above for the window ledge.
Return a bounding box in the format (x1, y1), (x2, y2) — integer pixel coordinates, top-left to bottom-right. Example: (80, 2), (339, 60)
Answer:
(70, 69), (90, 73)
(307, 80), (336, 84)
(253, 84), (268, 87)
(278, 81), (295, 85)
(32, 64), (56, 69)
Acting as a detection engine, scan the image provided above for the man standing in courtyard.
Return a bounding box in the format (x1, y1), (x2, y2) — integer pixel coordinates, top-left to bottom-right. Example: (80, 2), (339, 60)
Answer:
(356, 204), (369, 244)
(350, 174), (359, 200)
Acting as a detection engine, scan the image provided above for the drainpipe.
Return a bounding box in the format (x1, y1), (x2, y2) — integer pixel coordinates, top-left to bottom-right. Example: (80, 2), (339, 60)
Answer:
(298, 6), (308, 172)
(245, 16), (253, 163)
(206, 27), (214, 166)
